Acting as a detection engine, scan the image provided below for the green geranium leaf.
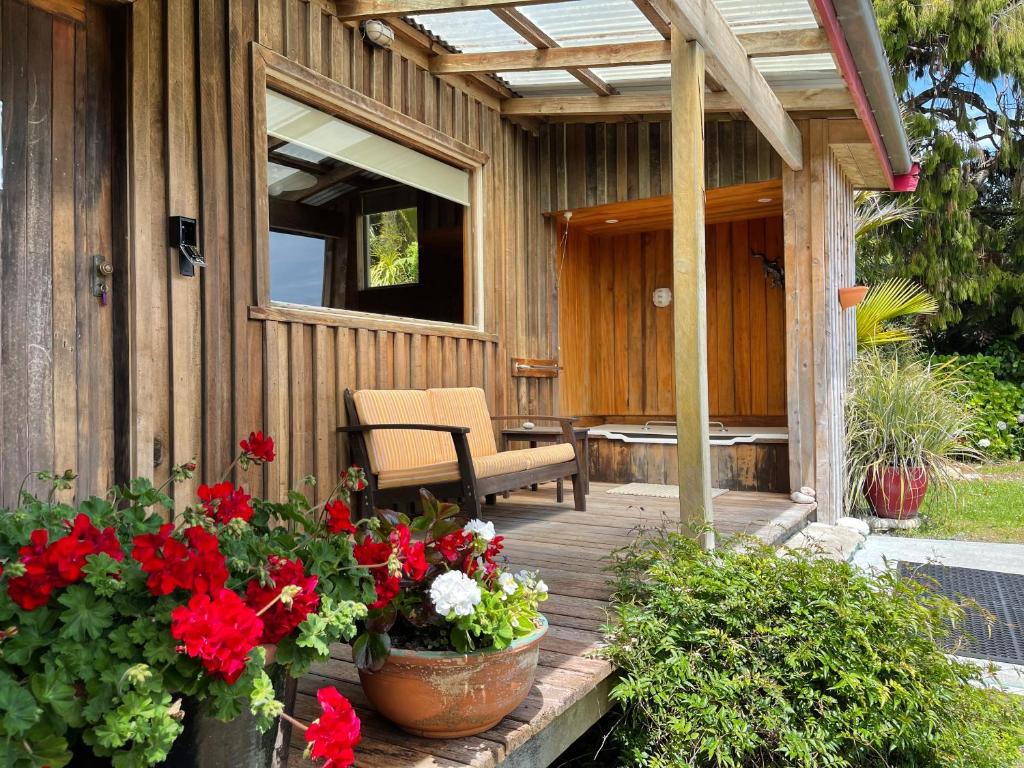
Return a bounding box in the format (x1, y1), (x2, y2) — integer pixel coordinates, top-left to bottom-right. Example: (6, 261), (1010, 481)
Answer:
(57, 586), (115, 641)
(0, 676), (41, 736)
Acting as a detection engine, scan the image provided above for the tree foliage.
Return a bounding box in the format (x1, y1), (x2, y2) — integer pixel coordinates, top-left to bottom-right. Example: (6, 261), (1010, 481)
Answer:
(867, 0), (1024, 346)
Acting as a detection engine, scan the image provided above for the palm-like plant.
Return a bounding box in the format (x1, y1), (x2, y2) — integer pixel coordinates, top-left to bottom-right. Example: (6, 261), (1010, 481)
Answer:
(856, 278), (939, 347)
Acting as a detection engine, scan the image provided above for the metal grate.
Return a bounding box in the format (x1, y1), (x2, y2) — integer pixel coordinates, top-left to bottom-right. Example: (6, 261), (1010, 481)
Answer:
(898, 562), (1024, 665)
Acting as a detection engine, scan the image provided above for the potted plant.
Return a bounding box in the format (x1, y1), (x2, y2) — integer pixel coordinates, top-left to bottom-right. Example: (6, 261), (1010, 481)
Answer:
(846, 352), (978, 519)
(352, 493), (549, 738)
(0, 432), (373, 768)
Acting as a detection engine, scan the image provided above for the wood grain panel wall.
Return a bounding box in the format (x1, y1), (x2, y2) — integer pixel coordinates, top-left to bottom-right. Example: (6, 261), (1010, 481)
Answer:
(784, 119), (857, 524)
(559, 217), (786, 424)
(0, 0), (119, 504)
(542, 119), (781, 213)
(120, 0), (554, 505)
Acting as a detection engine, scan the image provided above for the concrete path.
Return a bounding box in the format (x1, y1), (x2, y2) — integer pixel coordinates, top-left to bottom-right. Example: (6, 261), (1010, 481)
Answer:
(853, 535), (1024, 694)
(853, 535), (1024, 576)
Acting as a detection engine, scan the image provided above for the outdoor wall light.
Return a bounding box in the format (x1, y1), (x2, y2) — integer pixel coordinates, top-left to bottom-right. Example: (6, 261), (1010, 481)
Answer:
(170, 216), (206, 278)
(652, 287), (672, 308)
(361, 19), (395, 49)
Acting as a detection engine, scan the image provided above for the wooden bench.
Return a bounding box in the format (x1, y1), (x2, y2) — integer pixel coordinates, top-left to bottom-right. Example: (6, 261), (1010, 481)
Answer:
(338, 388), (585, 517)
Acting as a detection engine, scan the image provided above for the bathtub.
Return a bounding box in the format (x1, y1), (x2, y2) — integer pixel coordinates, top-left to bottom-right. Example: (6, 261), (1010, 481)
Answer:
(586, 422), (790, 493)
(589, 422), (789, 446)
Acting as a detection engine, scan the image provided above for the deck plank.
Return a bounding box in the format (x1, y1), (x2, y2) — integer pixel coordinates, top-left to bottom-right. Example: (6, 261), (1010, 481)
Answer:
(289, 483), (813, 768)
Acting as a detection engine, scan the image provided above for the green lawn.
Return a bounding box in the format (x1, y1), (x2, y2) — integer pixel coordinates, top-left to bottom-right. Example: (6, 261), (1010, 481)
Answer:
(905, 462), (1024, 543)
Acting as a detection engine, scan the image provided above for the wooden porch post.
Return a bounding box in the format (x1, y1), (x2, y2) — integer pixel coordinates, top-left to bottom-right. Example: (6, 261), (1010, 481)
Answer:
(671, 34), (714, 549)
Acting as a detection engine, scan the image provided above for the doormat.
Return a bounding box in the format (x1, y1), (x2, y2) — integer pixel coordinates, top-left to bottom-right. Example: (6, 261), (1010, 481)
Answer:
(607, 483), (729, 499)
(898, 561), (1024, 665)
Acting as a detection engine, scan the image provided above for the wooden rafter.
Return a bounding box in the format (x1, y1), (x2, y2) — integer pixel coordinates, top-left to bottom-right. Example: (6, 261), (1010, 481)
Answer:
(653, 0), (803, 169)
(500, 87), (853, 116)
(431, 29), (831, 75)
(335, 0), (559, 20)
(490, 8), (616, 96)
(631, 0), (672, 37)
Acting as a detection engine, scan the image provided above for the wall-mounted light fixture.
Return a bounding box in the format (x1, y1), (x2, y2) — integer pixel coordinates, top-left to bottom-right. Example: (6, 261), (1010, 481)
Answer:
(751, 251), (785, 289)
(838, 285), (869, 310)
(361, 19), (395, 49)
(652, 287), (672, 307)
(170, 216), (205, 277)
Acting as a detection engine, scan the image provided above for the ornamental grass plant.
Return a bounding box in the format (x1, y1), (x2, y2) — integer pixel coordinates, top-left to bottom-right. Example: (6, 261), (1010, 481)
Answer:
(0, 433), (372, 768)
(603, 531), (1024, 768)
(845, 348), (979, 511)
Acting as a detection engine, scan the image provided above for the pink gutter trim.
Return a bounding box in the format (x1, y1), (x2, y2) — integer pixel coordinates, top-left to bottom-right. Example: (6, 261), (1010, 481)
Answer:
(811, 0), (906, 191)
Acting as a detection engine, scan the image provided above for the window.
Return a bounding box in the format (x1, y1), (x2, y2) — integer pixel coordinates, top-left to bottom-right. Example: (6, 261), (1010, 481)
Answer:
(264, 90), (471, 325)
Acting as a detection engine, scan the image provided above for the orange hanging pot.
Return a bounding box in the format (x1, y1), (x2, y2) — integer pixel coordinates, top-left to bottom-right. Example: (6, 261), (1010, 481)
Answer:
(838, 285), (870, 309)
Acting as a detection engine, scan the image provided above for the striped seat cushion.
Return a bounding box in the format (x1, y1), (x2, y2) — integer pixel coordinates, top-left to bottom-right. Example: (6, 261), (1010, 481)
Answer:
(377, 443), (576, 489)
(352, 389), (450, 475)
(427, 387), (497, 460)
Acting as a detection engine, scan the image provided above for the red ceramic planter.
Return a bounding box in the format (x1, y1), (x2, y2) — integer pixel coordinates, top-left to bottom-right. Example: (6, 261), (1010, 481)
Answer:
(865, 466), (929, 519)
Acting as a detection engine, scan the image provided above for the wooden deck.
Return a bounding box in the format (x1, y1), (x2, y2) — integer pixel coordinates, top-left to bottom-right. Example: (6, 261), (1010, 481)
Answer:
(289, 483), (815, 768)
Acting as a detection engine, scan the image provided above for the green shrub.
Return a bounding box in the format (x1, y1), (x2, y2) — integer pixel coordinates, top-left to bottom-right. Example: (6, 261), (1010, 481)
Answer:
(603, 532), (1024, 768)
(933, 353), (1024, 460)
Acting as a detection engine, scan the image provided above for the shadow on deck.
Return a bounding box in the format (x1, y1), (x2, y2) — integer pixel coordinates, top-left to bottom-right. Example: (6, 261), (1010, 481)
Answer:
(289, 483), (815, 768)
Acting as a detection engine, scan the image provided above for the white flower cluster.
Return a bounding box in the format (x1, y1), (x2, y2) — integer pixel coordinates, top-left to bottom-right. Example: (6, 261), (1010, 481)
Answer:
(462, 519), (496, 541)
(497, 572), (518, 600)
(514, 570), (548, 595)
(1018, 413), (1024, 425)
(430, 570), (482, 617)
(979, 438), (992, 448)
(997, 421), (1008, 432)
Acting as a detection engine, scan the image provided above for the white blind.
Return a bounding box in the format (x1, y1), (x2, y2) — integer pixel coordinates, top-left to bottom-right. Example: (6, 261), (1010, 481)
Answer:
(266, 90), (470, 206)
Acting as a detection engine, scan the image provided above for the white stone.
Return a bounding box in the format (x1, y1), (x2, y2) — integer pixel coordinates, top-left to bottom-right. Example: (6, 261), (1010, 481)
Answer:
(799, 486), (817, 498)
(791, 491), (816, 504)
(836, 516), (870, 537)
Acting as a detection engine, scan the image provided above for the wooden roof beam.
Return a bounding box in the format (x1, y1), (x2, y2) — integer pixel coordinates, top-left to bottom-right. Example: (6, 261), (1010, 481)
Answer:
(490, 8), (615, 96)
(500, 87), (853, 116)
(335, 0), (560, 20)
(654, 0), (803, 169)
(431, 28), (830, 75)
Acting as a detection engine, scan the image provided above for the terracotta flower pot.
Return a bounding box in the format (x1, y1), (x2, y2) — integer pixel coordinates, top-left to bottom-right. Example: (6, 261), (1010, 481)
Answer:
(865, 466), (929, 519)
(358, 617), (548, 738)
(838, 285), (870, 309)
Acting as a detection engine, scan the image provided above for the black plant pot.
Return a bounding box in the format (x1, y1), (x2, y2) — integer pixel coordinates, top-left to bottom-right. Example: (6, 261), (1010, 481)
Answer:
(70, 669), (297, 768)
(163, 670), (298, 768)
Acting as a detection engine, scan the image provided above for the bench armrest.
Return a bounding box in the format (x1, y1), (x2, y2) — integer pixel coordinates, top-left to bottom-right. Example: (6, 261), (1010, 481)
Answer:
(336, 423), (470, 435)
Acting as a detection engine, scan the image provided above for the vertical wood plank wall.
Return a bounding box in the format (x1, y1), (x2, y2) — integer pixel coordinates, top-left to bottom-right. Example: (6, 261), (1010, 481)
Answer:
(559, 218), (787, 423)
(121, 0), (554, 504)
(0, 0), (117, 504)
(783, 119), (857, 524)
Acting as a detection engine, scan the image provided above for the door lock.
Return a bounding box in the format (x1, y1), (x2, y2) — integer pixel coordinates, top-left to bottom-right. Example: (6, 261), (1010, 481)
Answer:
(92, 256), (113, 306)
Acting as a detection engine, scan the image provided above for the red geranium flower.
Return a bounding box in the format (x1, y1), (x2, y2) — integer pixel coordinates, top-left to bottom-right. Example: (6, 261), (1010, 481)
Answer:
(132, 524), (227, 596)
(353, 539), (399, 610)
(197, 482), (253, 524)
(434, 530), (471, 563)
(171, 588), (263, 684)
(390, 525), (427, 581)
(305, 686), (360, 768)
(245, 556), (320, 644)
(240, 431), (276, 464)
(6, 516), (124, 611)
(325, 499), (356, 535)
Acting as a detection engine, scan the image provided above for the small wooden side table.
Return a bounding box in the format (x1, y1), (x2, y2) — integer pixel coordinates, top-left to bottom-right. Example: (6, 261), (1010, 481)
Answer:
(499, 425), (590, 501)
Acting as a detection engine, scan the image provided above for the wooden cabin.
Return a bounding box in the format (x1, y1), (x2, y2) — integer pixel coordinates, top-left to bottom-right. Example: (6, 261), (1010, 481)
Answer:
(0, 0), (914, 763)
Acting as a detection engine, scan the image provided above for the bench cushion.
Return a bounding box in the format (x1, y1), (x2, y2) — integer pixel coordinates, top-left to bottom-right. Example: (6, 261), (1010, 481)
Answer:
(427, 387), (497, 460)
(375, 443), (576, 489)
(352, 389), (450, 475)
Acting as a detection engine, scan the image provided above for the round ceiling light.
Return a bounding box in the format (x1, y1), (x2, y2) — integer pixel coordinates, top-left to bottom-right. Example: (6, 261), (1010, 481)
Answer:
(757, 197), (773, 203)
(605, 218), (619, 224)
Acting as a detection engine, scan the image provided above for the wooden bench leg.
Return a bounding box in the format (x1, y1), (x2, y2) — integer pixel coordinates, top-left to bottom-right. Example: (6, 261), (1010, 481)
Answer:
(485, 493), (497, 507)
(572, 473), (586, 511)
(464, 495), (482, 518)
(556, 479), (564, 503)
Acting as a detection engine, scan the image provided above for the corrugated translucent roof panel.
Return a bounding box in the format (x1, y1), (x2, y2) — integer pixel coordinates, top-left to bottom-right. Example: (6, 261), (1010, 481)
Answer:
(407, 10), (533, 53)
(498, 70), (593, 95)
(711, 0), (819, 32)
(592, 63), (671, 90)
(755, 54), (842, 88)
(518, 0), (663, 46)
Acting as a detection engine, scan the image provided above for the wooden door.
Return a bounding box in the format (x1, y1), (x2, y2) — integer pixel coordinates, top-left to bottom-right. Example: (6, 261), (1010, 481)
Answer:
(0, 0), (122, 504)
